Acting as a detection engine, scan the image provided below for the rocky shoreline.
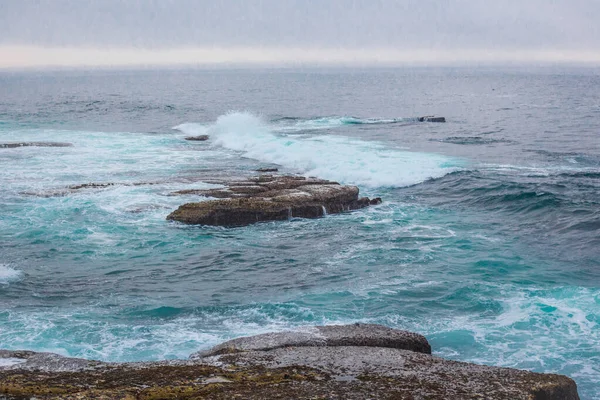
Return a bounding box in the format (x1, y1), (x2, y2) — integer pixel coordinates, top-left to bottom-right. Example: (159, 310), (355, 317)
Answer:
(0, 324), (579, 399)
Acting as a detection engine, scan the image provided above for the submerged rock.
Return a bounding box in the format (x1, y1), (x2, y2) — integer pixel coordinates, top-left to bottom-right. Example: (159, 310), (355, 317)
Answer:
(185, 135), (209, 141)
(21, 181), (163, 197)
(0, 142), (73, 149)
(0, 324), (579, 399)
(167, 175), (381, 227)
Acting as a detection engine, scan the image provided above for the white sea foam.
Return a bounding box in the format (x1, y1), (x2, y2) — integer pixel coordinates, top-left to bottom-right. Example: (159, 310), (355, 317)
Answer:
(0, 304), (349, 362)
(0, 358), (26, 368)
(176, 112), (458, 188)
(274, 116), (410, 132)
(0, 264), (22, 284)
(172, 122), (208, 136)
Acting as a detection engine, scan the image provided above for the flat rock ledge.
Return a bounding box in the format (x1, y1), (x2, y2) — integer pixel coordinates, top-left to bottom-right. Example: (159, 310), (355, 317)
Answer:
(0, 142), (73, 149)
(167, 175), (382, 227)
(0, 324), (579, 400)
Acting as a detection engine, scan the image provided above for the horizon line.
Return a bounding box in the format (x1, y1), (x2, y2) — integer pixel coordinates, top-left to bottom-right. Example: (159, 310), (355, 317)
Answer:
(2, 45), (600, 69)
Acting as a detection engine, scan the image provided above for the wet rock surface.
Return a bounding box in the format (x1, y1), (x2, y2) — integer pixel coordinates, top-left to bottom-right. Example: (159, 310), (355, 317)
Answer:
(167, 175), (382, 227)
(0, 142), (73, 149)
(185, 135), (209, 141)
(418, 116), (446, 123)
(0, 324), (579, 399)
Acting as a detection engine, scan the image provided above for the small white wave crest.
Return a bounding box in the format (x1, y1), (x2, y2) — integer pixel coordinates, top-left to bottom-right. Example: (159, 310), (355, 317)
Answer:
(275, 116), (410, 132)
(172, 122), (208, 136)
(177, 112), (458, 188)
(0, 264), (23, 284)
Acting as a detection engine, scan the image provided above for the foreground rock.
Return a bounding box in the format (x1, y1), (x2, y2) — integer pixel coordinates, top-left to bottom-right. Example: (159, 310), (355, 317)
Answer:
(193, 324), (431, 357)
(167, 175), (382, 227)
(0, 142), (73, 149)
(0, 324), (579, 399)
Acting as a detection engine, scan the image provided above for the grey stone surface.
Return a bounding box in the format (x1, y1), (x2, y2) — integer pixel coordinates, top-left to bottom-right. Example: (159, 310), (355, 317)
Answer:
(0, 324), (580, 399)
(193, 324), (431, 358)
(0, 350), (102, 372)
(201, 346), (579, 400)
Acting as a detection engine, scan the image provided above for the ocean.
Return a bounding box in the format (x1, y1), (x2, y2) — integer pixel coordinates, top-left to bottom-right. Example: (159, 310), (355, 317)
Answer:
(0, 67), (599, 398)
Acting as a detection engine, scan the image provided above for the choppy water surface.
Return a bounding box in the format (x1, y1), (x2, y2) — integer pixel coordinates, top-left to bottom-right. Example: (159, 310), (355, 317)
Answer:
(1, 68), (599, 397)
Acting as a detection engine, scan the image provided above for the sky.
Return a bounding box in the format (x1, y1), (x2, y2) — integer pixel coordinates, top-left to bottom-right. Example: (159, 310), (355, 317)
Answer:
(1, 0), (599, 68)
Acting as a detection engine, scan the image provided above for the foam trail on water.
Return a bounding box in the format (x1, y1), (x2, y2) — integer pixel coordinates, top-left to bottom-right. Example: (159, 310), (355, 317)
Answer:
(273, 116), (413, 132)
(178, 112), (458, 188)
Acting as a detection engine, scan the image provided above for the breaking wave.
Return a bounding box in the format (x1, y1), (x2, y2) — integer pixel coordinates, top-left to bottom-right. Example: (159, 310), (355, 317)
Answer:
(174, 112), (459, 188)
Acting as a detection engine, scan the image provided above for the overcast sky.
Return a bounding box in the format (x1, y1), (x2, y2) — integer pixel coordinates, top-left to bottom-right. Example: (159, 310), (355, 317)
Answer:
(1, 0), (599, 68)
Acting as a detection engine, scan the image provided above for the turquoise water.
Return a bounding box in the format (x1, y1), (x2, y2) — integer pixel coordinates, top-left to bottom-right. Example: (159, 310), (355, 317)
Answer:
(0, 68), (599, 397)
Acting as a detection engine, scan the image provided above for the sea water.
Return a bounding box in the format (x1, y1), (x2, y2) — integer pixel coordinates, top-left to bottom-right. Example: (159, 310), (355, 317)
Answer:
(0, 68), (599, 397)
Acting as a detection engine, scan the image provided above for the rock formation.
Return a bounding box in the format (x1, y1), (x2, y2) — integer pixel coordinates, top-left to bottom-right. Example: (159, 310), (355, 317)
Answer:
(418, 116), (446, 123)
(0, 324), (579, 399)
(167, 175), (382, 227)
(184, 135), (209, 141)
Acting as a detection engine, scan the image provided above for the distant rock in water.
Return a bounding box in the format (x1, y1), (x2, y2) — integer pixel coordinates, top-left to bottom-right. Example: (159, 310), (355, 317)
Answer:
(167, 175), (382, 227)
(0, 142), (73, 148)
(0, 324), (580, 399)
(256, 167), (279, 172)
(185, 135), (209, 141)
(418, 116), (446, 123)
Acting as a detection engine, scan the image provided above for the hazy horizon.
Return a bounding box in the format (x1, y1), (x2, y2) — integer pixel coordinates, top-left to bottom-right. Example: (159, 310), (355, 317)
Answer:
(1, 0), (600, 69)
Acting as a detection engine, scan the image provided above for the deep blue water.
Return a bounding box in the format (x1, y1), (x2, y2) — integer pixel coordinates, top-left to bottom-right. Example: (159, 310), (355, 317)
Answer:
(1, 67), (599, 398)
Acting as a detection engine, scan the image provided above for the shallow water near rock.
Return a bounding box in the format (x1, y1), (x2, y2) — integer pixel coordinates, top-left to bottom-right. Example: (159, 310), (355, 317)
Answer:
(0, 67), (599, 398)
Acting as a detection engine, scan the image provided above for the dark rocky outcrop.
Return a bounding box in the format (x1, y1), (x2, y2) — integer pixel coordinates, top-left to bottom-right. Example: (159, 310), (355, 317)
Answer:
(167, 175), (382, 227)
(0, 324), (579, 399)
(418, 116), (446, 123)
(256, 167), (278, 172)
(185, 135), (209, 141)
(0, 142), (73, 149)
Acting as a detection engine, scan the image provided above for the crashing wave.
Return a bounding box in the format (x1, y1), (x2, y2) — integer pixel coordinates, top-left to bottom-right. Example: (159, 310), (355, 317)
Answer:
(174, 111), (459, 188)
